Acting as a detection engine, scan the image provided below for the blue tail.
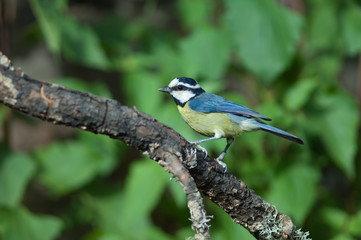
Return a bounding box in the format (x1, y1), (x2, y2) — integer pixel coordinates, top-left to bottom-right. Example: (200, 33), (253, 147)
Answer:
(259, 123), (304, 145)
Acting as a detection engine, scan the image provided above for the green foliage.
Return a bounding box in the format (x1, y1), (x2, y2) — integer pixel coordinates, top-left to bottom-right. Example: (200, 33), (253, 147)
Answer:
(341, 4), (361, 55)
(283, 78), (319, 111)
(1, 0), (361, 239)
(35, 132), (118, 196)
(313, 92), (359, 179)
(78, 160), (172, 240)
(121, 160), (168, 231)
(0, 207), (62, 240)
(224, 0), (303, 83)
(307, 0), (340, 51)
(30, 0), (109, 69)
(0, 153), (35, 207)
(179, 27), (231, 81)
(266, 163), (320, 225)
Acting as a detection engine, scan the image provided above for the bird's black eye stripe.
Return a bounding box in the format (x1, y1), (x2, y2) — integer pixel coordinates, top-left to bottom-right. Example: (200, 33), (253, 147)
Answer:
(170, 84), (203, 92)
(170, 85), (188, 91)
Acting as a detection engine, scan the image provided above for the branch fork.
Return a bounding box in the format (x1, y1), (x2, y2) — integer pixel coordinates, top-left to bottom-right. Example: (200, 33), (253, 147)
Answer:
(0, 52), (310, 240)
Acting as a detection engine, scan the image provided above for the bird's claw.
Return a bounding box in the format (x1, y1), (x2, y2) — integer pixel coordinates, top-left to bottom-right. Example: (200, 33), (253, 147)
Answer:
(191, 142), (208, 159)
(190, 142), (228, 171)
(216, 152), (228, 172)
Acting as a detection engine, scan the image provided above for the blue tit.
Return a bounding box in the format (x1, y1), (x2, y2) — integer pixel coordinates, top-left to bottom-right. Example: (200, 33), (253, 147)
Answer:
(159, 77), (303, 168)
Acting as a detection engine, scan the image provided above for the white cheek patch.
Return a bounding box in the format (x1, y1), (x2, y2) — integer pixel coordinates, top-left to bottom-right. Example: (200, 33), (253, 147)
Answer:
(171, 90), (196, 104)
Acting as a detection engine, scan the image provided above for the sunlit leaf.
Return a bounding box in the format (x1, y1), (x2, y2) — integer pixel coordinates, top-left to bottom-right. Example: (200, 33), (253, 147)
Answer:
(59, 18), (110, 69)
(348, 209), (361, 235)
(168, 179), (187, 207)
(35, 135), (117, 195)
(177, 0), (214, 30)
(330, 234), (354, 240)
(124, 71), (164, 115)
(341, 5), (361, 55)
(0, 207), (62, 240)
(266, 163), (320, 225)
(30, 0), (109, 69)
(302, 54), (342, 85)
(83, 160), (169, 238)
(145, 227), (172, 240)
(0, 153), (35, 207)
(307, 0), (339, 51)
(315, 92), (360, 179)
(88, 191), (126, 233)
(121, 160), (168, 230)
(151, 44), (185, 78)
(212, 206), (255, 240)
(54, 77), (112, 98)
(284, 78), (319, 111)
(29, 0), (64, 54)
(179, 27), (231, 81)
(224, 0), (303, 82)
(322, 207), (348, 231)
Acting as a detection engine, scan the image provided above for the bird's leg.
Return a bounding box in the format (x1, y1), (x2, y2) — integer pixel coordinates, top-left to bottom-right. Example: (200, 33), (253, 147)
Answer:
(215, 137), (234, 170)
(192, 136), (220, 144)
(190, 136), (220, 158)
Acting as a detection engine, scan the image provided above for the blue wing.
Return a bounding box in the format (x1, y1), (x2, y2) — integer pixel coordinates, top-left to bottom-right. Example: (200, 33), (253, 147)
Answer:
(189, 93), (271, 121)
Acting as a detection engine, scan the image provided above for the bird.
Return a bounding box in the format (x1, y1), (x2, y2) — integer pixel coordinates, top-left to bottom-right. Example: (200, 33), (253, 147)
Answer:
(159, 77), (304, 169)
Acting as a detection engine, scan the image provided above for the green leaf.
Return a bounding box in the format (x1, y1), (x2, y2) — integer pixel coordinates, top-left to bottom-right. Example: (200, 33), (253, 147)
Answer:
(35, 136), (117, 195)
(330, 234), (353, 240)
(145, 227), (172, 240)
(266, 163), (320, 224)
(54, 77), (112, 98)
(212, 206), (255, 240)
(321, 207), (348, 231)
(179, 27), (231, 81)
(121, 160), (168, 230)
(0, 153), (35, 207)
(59, 18), (110, 69)
(29, 0), (64, 54)
(168, 179), (187, 207)
(341, 5), (361, 55)
(177, 0), (214, 30)
(0, 207), (62, 240)
(348, 210), (361, 235)
(303, 54), (342, 84)
(284, 78), (319, 111)
(0, 106), (4, 123)
(314, 92), (360, 179)
(151, 44), (185, 78)
(124, 72), (164, 114)
(30, 0), (109, 69)
(84, 160), (168, 237)
(307, 0), (339, 51)
(87, 191), (125, 233)
(224, 0), (303, 82)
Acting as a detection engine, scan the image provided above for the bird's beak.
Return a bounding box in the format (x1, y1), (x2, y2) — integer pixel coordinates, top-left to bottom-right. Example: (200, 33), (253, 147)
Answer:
(158, 86), (170, 93)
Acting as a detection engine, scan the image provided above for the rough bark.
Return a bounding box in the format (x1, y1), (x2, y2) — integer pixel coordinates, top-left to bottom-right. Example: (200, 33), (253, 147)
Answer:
(0, 52), (310, 240)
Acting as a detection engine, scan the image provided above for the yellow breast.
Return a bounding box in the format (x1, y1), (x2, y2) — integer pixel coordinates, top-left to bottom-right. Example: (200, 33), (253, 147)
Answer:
(177, 102), (243, 138)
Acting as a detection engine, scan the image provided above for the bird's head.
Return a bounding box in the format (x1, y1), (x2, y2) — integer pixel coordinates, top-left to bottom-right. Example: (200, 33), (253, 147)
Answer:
(159, 77), (205, 106)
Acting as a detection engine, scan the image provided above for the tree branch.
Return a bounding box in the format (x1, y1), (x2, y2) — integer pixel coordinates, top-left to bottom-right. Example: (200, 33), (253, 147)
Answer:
(160, 154), (211, 239)
(0, 52), (310, 240)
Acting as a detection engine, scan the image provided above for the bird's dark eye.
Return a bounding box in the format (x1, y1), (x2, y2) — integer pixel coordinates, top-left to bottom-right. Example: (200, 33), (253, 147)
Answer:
(177, 85), (183, 90)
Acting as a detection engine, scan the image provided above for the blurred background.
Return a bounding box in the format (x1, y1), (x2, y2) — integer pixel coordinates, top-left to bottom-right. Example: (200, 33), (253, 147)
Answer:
(0, 0), (360, 239)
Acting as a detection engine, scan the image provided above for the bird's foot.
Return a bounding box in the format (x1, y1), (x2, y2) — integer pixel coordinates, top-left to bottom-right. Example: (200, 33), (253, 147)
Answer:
(215, 152), (228, 172)
(190, 142), (208, 158)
